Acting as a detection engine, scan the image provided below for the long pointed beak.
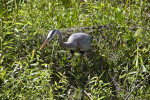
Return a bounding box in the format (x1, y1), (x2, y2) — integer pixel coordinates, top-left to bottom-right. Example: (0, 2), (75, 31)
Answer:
(40, 39), (49, 50)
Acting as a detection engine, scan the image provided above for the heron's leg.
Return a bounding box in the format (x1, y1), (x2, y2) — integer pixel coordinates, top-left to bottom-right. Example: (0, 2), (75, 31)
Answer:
(70, 50), (74, 73)
(66, 50), (74, 93)
(80, 51), (84, 100)
(69, 50), (74, 84)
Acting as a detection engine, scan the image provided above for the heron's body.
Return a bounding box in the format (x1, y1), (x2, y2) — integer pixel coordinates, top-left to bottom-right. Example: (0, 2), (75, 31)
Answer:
(40, 30), (92, 53)
(65, 33), (92, 51)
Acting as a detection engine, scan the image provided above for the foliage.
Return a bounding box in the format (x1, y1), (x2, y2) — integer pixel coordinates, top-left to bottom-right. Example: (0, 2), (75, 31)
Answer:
(0, 0), (150, 99)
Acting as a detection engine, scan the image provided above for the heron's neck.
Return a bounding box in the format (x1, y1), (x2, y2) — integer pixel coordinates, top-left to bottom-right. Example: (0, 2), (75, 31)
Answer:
(57, 32), (71, 48)
(58, 33), (64, 45)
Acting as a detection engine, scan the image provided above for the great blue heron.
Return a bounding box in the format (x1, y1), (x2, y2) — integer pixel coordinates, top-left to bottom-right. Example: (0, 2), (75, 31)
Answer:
(40, 30), (92, 99)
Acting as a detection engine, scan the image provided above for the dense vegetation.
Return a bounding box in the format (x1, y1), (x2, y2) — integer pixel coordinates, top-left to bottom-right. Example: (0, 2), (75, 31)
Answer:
(0, 0), (150, 99)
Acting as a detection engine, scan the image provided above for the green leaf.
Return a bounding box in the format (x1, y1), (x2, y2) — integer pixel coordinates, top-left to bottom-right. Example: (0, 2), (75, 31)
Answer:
(27, 21), (32, 25)
(14, 22), (24, 25)
(55, 81), (57, 86)
(0, 70), (6, 78)
(119, 74), (126, 79)
(128, 71), (137, 75)
(98, 96), (106, 100)
(14, 28), (19, 33)
(31, 49), (35, 60)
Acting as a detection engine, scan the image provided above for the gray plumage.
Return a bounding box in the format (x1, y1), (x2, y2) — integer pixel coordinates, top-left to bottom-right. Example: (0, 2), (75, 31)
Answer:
(67, 33), (92, 51)
(40, 30), (92, 52)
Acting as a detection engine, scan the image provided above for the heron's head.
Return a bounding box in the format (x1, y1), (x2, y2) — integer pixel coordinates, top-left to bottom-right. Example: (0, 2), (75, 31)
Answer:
(40, 30), (59, 50)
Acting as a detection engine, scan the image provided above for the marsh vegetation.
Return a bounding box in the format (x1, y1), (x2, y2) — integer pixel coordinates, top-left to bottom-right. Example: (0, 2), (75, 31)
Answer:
(1, 0), (150, 99)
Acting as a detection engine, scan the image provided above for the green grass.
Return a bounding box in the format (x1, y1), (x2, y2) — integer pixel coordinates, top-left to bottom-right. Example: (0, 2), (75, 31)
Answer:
(1, 0), (150, 99)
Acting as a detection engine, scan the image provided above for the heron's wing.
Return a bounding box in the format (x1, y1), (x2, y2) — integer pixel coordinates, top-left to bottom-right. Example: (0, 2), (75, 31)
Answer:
(77, 36), (92, 51)
(67, 33), (92, 51)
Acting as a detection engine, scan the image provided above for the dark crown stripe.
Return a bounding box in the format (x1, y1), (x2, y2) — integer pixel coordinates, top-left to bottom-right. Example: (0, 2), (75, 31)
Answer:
(51, 30), (56, 35)
(48, 30), (56, 39)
